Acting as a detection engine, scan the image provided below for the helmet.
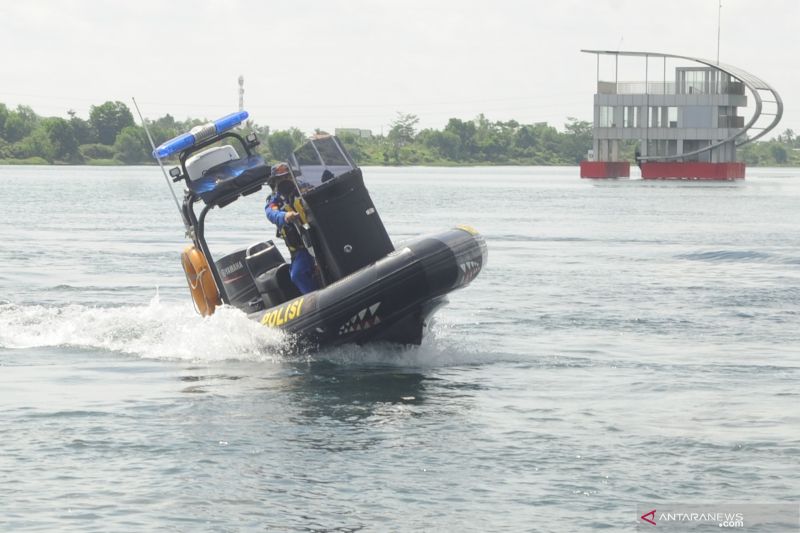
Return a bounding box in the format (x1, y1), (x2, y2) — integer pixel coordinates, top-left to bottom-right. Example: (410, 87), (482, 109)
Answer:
(268, 163), (291, 188)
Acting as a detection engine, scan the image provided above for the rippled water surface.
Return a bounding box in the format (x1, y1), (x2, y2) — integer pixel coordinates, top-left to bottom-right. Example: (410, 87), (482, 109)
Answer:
(1, 165), (799, 531)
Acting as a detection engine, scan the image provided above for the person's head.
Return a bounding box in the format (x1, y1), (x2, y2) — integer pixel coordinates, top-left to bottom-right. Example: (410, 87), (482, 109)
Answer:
(268, 163), (294, 195)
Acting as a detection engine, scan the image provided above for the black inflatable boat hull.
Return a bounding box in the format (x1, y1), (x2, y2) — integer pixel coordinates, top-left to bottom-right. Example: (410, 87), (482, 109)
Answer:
(251, 226), (487, 346)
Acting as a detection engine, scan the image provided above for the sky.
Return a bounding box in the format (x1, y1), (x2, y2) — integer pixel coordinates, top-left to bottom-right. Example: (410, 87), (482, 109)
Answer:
(1, 0), (797, 137)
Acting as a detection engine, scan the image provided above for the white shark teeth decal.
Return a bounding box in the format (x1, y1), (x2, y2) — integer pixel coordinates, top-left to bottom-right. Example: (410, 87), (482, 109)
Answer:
(459, 260), (481, 285)
(339, 302), (382, 335)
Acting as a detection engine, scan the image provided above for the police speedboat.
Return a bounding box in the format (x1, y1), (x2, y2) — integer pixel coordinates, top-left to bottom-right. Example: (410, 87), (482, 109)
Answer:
(153, 111), (487, 347)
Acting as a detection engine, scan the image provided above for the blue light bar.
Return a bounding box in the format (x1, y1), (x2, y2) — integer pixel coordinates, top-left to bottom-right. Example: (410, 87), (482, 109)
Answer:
(152, 110), (249, 159)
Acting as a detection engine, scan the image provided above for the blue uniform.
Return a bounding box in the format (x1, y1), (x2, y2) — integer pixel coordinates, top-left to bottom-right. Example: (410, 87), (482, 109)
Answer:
(265, 192), (319, 294)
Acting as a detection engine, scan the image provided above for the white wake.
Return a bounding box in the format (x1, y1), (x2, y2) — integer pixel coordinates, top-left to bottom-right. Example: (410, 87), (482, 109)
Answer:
(0, 293), (492, 367)
(0, 293), (285, 361)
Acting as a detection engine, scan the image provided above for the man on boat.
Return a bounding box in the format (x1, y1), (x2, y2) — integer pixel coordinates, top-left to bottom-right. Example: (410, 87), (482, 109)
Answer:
(264, 164), (319, 294)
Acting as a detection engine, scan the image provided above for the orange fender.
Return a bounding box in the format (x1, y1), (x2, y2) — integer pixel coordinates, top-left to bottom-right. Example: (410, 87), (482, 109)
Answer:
(181, 245), (221, 316)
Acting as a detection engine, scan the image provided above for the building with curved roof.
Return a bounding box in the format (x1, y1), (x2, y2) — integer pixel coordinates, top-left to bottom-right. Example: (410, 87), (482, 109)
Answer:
(579, 50), (782, 180)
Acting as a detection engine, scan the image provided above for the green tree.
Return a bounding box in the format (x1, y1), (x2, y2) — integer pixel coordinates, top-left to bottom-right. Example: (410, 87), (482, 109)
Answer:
(386, 112), (420, 164)
(4, 116), (29, 142)
(472, 114), (508, 162)
(4, 105), (39, 142)
(148, 113), (181, 146)
(778, 128), (794, 145)
(153, 113), (177, 130)
(420, 129), (461, 160)
(388, 112), (419, 148)
(80, 143), (116, 160)
(268, 130), (298, 161)
(771, 143), (788, 164)
(337, 132), (365, 164)
(15, 127), (55, 161)
(562, 117), (593, 163)
(89, 101), (134, 145)
(68, 109), (97, 145)
(0, 103), (8, 136)
(513, 125), (536, 154)
(444, 118), (477, 159)
(114, 126), (148, 163)
(287, 127), (306, 147)
(533, 122), (563, 162)
(42, 117), (81, 162)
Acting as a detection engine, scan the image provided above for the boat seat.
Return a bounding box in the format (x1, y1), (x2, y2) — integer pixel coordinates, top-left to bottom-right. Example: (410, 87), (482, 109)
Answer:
(245, 241), (286, 279)
(254, 263), (301, 308)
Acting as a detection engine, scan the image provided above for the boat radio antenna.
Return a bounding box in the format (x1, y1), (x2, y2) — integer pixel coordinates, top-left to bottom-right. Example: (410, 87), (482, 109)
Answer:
(131, 97), (191, 236)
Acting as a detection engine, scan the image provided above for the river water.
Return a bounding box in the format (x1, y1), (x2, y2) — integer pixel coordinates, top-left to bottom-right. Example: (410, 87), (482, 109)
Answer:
(0, 165), (798, 531)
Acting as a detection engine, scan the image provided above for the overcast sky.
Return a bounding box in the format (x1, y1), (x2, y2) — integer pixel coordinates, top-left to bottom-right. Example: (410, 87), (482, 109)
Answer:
(1, 0), (797, 136)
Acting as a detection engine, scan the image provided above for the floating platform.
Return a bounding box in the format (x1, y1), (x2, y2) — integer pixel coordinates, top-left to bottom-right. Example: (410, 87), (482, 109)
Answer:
(640, 162), (745, 180)
(579, 161), (630, 179)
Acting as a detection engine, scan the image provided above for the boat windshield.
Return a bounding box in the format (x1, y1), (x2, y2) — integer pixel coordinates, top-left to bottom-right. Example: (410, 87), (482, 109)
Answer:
(289, 136), (357, 193)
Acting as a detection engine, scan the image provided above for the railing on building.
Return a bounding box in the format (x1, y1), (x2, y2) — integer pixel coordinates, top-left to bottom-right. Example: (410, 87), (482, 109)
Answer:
(597, 80), (744, 96)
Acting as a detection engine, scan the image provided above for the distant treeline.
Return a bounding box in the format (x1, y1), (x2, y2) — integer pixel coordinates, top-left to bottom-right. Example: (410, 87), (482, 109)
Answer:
(0, 101), (797, 167)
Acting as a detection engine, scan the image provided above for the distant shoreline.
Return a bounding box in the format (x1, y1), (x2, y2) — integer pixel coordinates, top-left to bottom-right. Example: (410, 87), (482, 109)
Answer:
(2, 161), (798, 169)
(4, 100), (798, 168)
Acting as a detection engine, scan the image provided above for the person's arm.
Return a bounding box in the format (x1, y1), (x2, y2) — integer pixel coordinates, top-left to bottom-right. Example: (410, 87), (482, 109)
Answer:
(265, 198), (287, 227)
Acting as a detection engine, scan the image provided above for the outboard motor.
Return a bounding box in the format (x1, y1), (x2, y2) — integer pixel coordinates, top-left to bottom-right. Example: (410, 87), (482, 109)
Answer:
(215, 248), (263, 314)
(213, 240), (288, 314)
